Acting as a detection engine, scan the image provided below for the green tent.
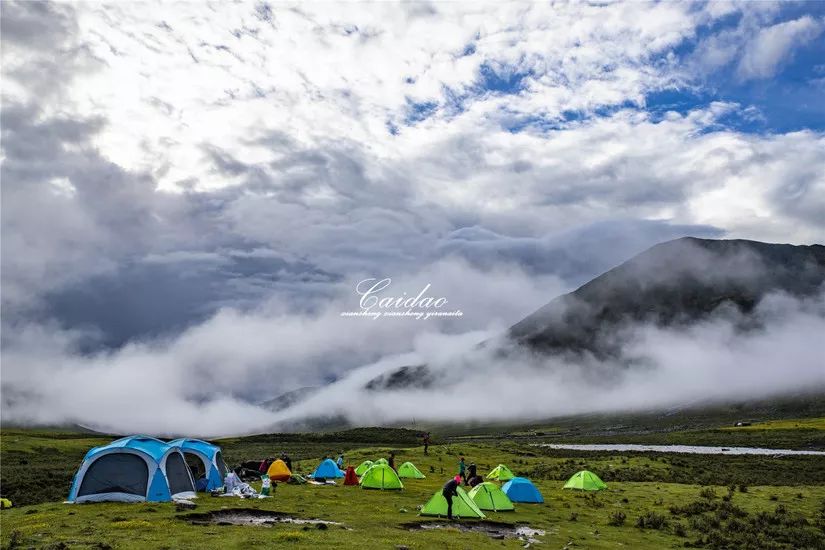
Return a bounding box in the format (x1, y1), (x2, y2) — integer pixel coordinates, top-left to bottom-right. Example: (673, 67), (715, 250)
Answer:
(468, 482), (515, 511)
(360, 463), (404, 490)
(355, 460), (374, 476)
(397, 461), (425, 479)
(486, 464), (515, 481)
(374, 457), (389, 465)
(420, 486), (486, 519)
(563, 470), (607, 491)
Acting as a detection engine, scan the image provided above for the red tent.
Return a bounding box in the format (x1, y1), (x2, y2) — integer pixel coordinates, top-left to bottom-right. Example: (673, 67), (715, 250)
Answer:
(343, 466), (359, 486)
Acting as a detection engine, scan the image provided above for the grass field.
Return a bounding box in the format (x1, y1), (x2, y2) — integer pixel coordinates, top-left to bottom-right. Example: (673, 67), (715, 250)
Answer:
(2, 423), (825, 549)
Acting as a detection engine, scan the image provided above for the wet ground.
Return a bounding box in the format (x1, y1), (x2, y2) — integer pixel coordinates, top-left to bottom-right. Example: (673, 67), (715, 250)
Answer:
(405, 520), (545, 544)
(182, 508), (341, 528)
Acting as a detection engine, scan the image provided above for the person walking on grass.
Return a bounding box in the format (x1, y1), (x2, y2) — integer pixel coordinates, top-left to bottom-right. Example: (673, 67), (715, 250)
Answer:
(458, 456), (466, 484)
(442, 475), (461, 519)
(423, 432), (431, 455)
(388, 452), (396, 471)
(336, 452), (344, 469)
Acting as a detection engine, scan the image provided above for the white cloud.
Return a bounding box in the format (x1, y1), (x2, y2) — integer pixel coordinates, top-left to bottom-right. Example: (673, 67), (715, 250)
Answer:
(737, 15), (824, 80)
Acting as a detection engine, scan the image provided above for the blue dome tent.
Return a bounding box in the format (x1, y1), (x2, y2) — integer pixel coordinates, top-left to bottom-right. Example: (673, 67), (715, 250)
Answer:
(168, 438), (228, 491)
(310, 458), (345, 479)
(501, 477), (544, 503)
(68, 436), (196, 503)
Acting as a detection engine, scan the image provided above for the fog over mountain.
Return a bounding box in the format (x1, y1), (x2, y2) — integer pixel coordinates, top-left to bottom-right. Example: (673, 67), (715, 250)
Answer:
(2, 1), (825, 436)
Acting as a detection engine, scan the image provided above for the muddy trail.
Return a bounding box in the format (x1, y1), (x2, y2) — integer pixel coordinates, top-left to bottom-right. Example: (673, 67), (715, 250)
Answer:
(404, 520), (545, 544)
(181, 508), (342, 529)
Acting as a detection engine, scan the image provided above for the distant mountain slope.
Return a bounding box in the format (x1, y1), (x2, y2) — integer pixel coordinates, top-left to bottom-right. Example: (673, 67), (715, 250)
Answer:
(260, 387), (320, 412)
(508, 237), (825, 358)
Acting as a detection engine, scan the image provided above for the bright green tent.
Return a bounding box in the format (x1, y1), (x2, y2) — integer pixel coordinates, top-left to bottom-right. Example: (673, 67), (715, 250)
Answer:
(486, 464), (515, 481)
(360, 463), (403, 490)
(354, 460), (374, 476)
(563, 470), (607, 491)
(420, 486), (485, 519)
(397, 461), (425, 479)
(468, 482), (515, 511)
(374, 457), (389, 465)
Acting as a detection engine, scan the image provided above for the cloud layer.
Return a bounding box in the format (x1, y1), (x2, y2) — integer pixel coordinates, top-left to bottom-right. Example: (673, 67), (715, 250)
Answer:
(2, 1), (824, 435)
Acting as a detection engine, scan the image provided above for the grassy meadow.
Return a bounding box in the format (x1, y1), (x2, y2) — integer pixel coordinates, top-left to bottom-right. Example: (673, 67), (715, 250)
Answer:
(1, 420), (825, 549)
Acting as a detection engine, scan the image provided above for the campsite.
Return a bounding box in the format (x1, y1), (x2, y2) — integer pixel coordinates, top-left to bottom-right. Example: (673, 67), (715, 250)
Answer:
(2, 413), (825, 549)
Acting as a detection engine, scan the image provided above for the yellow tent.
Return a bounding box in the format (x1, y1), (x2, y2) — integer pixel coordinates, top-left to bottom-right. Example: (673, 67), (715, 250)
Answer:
(266, 459), (292, 482)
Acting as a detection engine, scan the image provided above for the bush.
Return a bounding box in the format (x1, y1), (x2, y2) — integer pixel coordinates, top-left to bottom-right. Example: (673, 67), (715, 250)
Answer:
(636, 511), (668, 530)
(699, 487), (717, 500)
(608, 511), (626, 527)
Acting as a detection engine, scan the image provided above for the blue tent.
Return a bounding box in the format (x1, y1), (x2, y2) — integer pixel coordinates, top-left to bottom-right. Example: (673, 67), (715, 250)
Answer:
(168, 438), (228, 491)
(68, 436), (195, 503)
(310, 458), (345, 479)
(501, 477), (544, 503)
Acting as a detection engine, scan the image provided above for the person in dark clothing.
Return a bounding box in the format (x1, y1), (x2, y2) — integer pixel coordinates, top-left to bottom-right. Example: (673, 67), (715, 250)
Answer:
(467, 462), (477, 479)
(442, 476), (460, 519)
(423, 432), (431, 455)
(281, 452), (292, 471)
(388, 452), (396, 471)
(458, 456), (467, 485)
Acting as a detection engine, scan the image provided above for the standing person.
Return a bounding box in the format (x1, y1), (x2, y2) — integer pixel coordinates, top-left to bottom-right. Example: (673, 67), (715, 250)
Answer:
(442, 475), (461, 520)
(458, 456), (466, 484)
(281, 452), (292, 471)
(336, 452), (344, 469)
(467, 462), (477, 483)
(388, 452), (396, 471)
(423, 432), (431, 455)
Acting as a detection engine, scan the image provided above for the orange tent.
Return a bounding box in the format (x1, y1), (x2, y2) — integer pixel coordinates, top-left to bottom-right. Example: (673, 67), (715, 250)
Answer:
(266, 459), (291, 482)
(343, 466), (359, 486)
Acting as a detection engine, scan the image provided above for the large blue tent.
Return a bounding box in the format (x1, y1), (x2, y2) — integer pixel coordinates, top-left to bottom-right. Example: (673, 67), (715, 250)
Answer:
(168, 438), (228, 491)
(68, 436), (196, 503)
(310, 458), (345, 479)
(501, 477), (544, 503)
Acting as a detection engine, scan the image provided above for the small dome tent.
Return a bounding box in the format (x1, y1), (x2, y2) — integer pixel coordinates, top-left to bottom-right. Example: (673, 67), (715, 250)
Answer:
(360, 463), (403, 490)
(354, 460), (374, 476)
(468, 482), (515, 511)
(501, 477), (543, 503)
(168, 438), (227, 491)
(420, 486), (486, 519)
(266, 459), (292, 482)
(486, 464), (515, 481)
(397, 461), (425, 479)
(563, 470), (607, 491)
(68, 436), (195, 503)
(310, 458), (344, 479)
(373, 457), (389, 465)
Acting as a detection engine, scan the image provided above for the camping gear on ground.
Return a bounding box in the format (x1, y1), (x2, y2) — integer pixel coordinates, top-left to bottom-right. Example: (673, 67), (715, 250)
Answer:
(266, 459), (292, 482)
(468, 482), (515, 511)
(260, 474), (271, 496)
(223, 471), (259, 497)
(397, 461), (425, 479)
(420, 486), (485, 519)
(168, 438), (228, 492)
(67, 435), (196, 503)
(0, 498), (12, 509)
(501, 477), (543, 503)
(486, 464), (515, 481)
(563, 470), (608, 491)
(468, 475), (483, 487)
(355, 460), (374, 476)
(344, 466), (359, 485)
(373, 457), (388, 465)
(360, 463), (404, 490)
(310, 458), (345, 479)
(288, 474), (307, 484)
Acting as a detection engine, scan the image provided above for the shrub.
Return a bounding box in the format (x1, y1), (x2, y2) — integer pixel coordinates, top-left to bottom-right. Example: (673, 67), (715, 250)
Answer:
(608, 511), (626, 526)
(699, 487), (717, 500)
(636, 511), (668, 530)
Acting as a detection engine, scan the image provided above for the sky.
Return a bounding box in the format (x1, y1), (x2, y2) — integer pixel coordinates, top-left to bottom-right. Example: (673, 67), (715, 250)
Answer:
(1, 1), (824, 435)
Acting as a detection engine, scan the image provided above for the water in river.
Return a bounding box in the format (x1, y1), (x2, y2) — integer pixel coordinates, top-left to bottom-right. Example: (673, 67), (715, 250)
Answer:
(532, 443), (825, 456)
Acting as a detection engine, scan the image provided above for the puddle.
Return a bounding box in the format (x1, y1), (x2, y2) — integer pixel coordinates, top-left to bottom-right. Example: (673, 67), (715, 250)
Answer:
(406, 521), (545, 544)
(183, 509), (340, 528)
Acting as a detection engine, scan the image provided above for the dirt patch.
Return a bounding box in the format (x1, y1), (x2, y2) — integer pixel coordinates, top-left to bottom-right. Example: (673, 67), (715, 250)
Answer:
(182, 509), (340, 528)
(404, 520), (545, 544)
